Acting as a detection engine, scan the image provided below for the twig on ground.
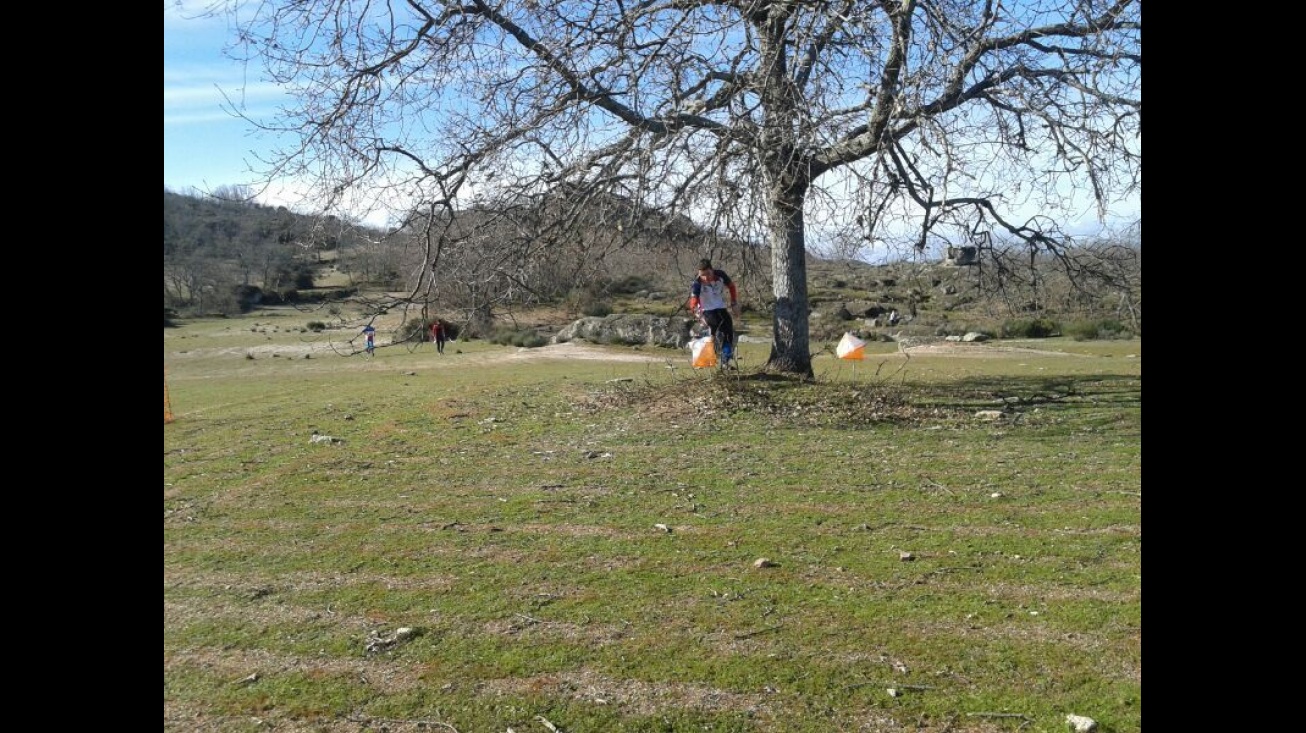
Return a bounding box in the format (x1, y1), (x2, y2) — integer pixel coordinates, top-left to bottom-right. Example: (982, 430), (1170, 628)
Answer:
(733, 624), (782, 639)
(921, 476), (953, 494)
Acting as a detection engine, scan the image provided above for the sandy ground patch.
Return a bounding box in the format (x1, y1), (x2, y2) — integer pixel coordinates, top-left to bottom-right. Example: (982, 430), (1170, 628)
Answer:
(897, 341), (1094, 358)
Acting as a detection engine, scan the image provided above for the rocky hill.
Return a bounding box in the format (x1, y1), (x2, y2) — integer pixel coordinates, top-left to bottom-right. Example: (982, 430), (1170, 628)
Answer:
(166, 188), (1140, 341)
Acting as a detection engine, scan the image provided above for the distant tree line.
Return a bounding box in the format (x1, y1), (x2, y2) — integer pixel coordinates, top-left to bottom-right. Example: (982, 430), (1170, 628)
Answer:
(163, 187), (1140, 337)
(163, 187), (377, 315)
(162, 186), (722, 325)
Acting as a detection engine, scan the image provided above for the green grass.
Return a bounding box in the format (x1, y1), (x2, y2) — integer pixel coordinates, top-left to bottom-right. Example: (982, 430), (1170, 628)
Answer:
(166, 311), (1141, 733)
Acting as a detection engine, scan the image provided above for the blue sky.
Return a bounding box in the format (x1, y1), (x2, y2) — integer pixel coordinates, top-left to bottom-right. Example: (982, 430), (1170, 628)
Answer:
(164, 2), (289, 197)
(165, 3), (1137, 244)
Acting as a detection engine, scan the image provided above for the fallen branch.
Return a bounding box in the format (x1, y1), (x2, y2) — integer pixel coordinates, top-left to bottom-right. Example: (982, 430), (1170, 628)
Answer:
(734, 624), (782, 639)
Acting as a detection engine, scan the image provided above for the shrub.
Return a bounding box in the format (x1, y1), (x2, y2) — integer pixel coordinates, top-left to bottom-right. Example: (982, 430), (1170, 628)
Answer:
(1000, 317), (1060, 339)
(398, 318), (462, 343)
(610, 275), (654, 295)
(566, 282), (616, 318)
(514, 332), (549, 347)
(306, 321), (327, 332)
(279, 286), (356, 304)
(934, 324), (997, 340)
(397, 318), (429, 343)
(490, 328), (548, 348)
(1065, 318), (1132, 341)
(231, 284), (264, 313)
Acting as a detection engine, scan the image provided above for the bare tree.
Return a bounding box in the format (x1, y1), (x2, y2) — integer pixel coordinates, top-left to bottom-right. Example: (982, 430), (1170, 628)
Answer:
(218, 0), (1140, 377)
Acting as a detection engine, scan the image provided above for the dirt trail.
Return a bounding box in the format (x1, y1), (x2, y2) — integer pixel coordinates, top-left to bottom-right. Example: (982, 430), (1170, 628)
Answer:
(169, 337), (1100, 370)
(170, 339), (672, 365)
(897, 342), (1094, 358)
(490, 341), (671, 363)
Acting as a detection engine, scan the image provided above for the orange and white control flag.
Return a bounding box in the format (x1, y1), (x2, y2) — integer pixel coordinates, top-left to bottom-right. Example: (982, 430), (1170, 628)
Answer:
(836, 332), (866, 361)
(690, 335), (718, 368)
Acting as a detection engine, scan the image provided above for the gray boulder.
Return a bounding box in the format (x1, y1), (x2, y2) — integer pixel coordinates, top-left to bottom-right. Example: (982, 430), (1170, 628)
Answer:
(553, 314), (695, 349)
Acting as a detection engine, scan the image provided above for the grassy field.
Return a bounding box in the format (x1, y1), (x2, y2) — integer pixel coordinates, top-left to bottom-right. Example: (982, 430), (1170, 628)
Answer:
(165, 309), (1141, 733)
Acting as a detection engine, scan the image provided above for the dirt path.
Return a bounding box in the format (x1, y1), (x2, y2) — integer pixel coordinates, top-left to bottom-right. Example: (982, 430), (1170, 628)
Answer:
(897, 342), (1094, 358)
(170, 339), (672, 365)
(170, 337), (1105, 370)
(487, 341), (671, 363)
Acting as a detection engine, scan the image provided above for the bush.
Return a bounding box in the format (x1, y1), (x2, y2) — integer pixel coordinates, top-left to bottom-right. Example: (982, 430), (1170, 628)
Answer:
(398, 318), (462, 344)
(278, 287), (356, 304)
(1000, 317), (1059, 339)
(306, 321), (327, 332)
(934, 324), (997, 340)
(566, 283), (616, 318)
(490, 328), (548, 348)
(397, 318), (428, 343)
(1065, 318), (1132, 341)
(610, 275), (654, 295)
(231, 284), (264, 313)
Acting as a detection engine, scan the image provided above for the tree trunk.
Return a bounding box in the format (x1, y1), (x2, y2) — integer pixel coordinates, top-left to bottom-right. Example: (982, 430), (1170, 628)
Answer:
(764, 191), (814, 379)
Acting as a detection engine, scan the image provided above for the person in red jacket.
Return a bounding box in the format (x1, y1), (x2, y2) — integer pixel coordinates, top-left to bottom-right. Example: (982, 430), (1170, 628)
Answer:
(688, 258), (741, 366)
(430, 320), (447, 354)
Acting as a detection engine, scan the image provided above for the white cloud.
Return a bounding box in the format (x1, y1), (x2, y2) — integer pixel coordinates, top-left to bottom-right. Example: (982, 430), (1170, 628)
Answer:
(163, 111), (243, 126)
(163, 81), (285, 123)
